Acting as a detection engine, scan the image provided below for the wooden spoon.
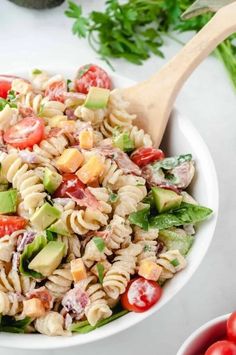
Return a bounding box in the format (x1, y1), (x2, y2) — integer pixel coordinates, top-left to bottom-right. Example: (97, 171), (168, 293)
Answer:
(121, 2), (236, 148)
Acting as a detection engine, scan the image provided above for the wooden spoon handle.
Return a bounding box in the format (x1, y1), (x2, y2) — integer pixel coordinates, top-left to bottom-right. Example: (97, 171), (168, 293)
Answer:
(151, 2), (236, 91)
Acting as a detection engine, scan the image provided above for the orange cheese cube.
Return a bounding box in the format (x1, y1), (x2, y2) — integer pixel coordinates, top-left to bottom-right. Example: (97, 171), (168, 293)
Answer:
(56, 148), (84, 173)
(71, 258), (87, 282)
(23, 298), (45, 318)
(76, 156), (104, 184)
(79, 130), (94, 149)
(138, 260), (163, 281)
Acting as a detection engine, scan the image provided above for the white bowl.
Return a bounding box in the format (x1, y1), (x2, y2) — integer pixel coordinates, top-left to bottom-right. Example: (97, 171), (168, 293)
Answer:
(177, 314), (229, 355)
(0, 69), (219, 349)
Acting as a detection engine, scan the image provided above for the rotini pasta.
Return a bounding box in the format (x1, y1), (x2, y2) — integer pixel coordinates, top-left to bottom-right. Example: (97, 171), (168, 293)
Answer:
(76, 275), (112, 326)
(0, 66), (210, 336)
(103, 243), (142, 299)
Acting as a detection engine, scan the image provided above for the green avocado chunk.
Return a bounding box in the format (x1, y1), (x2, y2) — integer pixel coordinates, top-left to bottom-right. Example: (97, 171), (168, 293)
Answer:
(43, 168), (62, 194)
(8, 0), (65, 9)
(113, 131), (135, 152)
(0, 189), (18, 214)
(84, 87), (110, 109)
(159, 228), (194, 256)
(47, 220), (71, 236)
(30, 203), (61, 230)
(28, 241), (65, 277)
(152, 187), (182, 213)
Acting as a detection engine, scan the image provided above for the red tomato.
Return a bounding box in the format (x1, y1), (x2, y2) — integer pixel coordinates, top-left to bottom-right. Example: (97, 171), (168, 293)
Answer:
(0, 75), (26, 99)
(75, 64), (112, 94)
(205, 340), (236, 355)
(0, 216), (27, 238)
(4, 116), (45, 149)
(45, 80), (66, 103)
(53, 173), (85, 198)
(121, 277), (162, 312)
(227, 312), (236, 343)
(131, 147), (165, 167)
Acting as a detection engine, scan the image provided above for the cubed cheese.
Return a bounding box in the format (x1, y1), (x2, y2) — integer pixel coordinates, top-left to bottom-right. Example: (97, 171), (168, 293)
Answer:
(138, 260), (163, 281)
(56, 148), (84, 173)
(23, 298), (45, 318)
(76, 156), (104, 184)
(11, 79), (32, 95)
(79, 130), (93, 149)
(71, 258), (87, 282)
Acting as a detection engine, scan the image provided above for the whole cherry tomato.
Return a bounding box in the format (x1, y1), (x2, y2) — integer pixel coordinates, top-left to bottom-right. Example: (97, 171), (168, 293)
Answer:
(75, 64), (112, 94)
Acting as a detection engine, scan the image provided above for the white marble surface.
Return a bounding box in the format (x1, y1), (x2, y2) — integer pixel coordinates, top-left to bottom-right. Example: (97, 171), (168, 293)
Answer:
(0, 0), (235, 354)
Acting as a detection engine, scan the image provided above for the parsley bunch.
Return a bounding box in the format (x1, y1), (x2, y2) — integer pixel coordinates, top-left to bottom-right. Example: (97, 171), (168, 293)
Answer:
(65, 0), (236, 89)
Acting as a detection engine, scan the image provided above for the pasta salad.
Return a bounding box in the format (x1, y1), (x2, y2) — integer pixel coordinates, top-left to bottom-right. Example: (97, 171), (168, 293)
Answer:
(0, 65), (212, 336)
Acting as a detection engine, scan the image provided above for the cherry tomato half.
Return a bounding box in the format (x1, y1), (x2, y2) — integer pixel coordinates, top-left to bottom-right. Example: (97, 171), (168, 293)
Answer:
(121, 277), (162, 313)
(227, 312), (236, 343)
(205, 340), (236, 355)
(75, 64), (112, 94)
(45, 80), (66, 103)
(0, 216), (27, 238)
(53, 173), (85, 198)
(4, 116), (45, 149)
(0, 75), (26, 99)
(131, 147), (165, 168)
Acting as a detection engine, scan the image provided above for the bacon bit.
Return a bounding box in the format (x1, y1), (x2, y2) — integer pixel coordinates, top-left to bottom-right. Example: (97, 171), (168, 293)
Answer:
(63, 92), (86, 101)
(19, 106), (35, 118)
(65, 108), (77, 121)
(46, 127), (63, 138)
(67, 187), (99, 210)
(27, 286), (54, 311)
(45, 80), (67, 103)
(62, 287), (89, 318)
(98, 143), (141, 175)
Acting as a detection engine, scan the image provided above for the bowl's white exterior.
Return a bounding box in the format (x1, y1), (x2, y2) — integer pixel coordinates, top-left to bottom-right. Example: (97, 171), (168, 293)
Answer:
(0, 69), (219, 349)
(177, 314), (229, 355)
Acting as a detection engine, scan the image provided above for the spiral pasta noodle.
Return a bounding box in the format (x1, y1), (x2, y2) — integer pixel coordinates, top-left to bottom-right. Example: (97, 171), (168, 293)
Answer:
(83, 238), (111, 268)
(99, 158), (124, 189)
(105, 215), (132, 250)
(128, 125), (152, 148)
(134, 227), (159, 265)
(35, 311), (67, 336)
(103, 243), (142, 299)
(0, 265), (36, 295)
(0, 230), (24, 262)
(32, 134), (69, 164)
(157, 250), (187, 282)
(114, 184), (147, 217)
(0, 291), (22, 316)
(100, 90), (136, 137)
(77, 275), (112, 326)
(1, 153), (46, 213)
(45, 264), (73, 299)
(57, 234), (81, 261)
(74, 105), (106, 128)
(62, 207), (109, 236)
(88, 187), (112, 214)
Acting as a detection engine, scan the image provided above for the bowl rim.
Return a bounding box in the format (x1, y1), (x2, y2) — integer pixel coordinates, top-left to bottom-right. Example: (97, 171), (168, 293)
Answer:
(176, 313), (230, 355)
(0, 69), (219, 349)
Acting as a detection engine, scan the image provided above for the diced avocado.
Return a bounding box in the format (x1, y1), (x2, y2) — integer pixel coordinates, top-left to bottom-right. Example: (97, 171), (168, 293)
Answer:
(0, 189), (18, 214)
(43, 168), (62, 194)
(113, 131), (135, 152)
(47, 220), (71, 237)
(152, 187), (182, 213)
(159, 228), (194, 256)
(84, 87), (110, 109)
(28, 241), (65, 277)
(0, 183), (9, 192)
(30, 203), (61, 230)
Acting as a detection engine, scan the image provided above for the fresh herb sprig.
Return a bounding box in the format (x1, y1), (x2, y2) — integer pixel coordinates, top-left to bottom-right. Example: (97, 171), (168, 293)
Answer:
(65, 0), (236, 89)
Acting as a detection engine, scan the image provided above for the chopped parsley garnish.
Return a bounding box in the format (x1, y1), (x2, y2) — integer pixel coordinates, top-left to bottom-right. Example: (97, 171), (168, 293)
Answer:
(93, 237), (105, 252)
(96, 263), (105, 284)
(32, 69), (42, 75)
(109, 192), (118, 203)
(170, 258), (180, 267)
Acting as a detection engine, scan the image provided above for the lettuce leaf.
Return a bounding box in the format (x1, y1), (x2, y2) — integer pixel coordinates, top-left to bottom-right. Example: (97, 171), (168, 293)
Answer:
(0, 316), (31, 333)
(152, 154), (192, 171)
(150, 203), (213, 229)
(70, 310), (129, 333)
(158, 228), (194, 255)
(19, 235), (47, 279)
(129, 206), (150, 231)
